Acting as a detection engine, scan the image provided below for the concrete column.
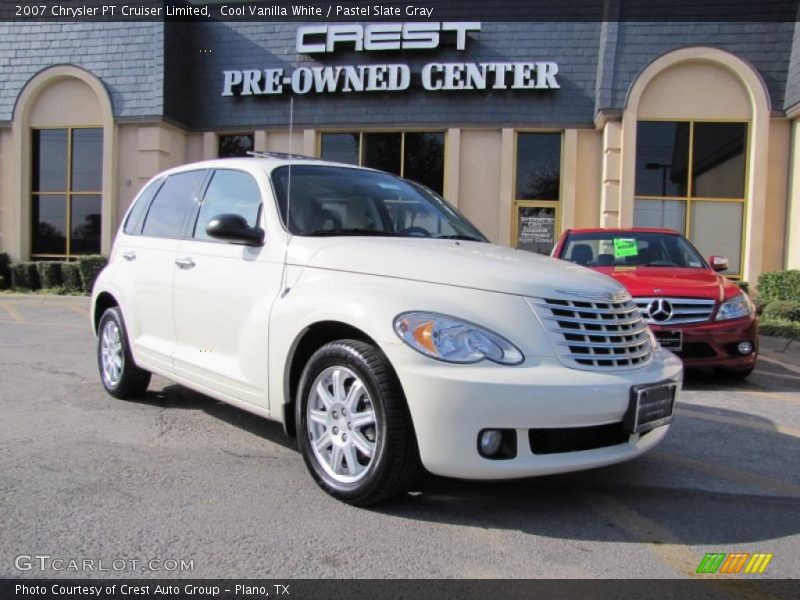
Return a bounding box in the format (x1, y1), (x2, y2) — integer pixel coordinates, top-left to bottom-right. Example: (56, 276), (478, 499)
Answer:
(443, 128), (460, 207)
(499, 128), (515, 246)
(254, 131), (268, 153)
(202, 132), (217, 160)
(786, 119), (800, 269)
(303, 129), (316, 157)
(601, 120), (622, 227)
(561, 129), (578, 229)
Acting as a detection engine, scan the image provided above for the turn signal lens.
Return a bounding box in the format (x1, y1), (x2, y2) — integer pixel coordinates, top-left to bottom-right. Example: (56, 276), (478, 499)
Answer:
(394, 312), (524, 365)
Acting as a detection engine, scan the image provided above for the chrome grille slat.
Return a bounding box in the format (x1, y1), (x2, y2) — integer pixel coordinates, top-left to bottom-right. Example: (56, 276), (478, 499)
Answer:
(543, 314), (643, 327)
(530, 293), (653, 371)
(633, 297), (715, 325)
(537, 302), (640, 316)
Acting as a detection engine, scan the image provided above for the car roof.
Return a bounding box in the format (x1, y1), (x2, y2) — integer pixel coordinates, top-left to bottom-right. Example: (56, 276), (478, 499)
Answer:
(154, 155), (368, 179)
(566, 228), (681, 235)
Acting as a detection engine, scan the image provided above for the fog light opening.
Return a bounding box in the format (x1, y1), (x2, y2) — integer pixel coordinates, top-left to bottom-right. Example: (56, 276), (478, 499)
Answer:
(477, 428), (517, 460)
(737, 341), (754, 355)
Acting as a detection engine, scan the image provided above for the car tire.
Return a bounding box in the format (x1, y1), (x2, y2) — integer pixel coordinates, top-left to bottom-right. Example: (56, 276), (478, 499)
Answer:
(97, 306), (151, 399)
(296, 339), (421, 506)
(714, 365), (755, 379)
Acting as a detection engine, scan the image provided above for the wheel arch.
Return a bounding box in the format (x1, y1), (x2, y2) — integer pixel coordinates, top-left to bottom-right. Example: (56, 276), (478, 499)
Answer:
(282, 320), (394, 437)
(93, 291), (119, 335)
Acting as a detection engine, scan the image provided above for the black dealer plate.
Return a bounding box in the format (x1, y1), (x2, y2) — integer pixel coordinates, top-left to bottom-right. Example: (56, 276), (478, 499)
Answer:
(624, 380), (677, 434)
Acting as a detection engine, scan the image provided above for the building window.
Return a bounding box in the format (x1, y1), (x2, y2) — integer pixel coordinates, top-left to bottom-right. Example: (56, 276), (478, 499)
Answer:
(634, 120), (748, 276)
(319, 131), (445, 194)
(513, 132), (562, 255)
(31, 127), (102, 259)
(218, 134), (254, 158)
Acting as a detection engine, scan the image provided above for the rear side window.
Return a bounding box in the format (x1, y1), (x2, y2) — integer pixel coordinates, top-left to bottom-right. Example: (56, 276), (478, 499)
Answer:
(123, 177), (163, 235)
(141, 170), (206, 239)
(193, 169), (262, 241)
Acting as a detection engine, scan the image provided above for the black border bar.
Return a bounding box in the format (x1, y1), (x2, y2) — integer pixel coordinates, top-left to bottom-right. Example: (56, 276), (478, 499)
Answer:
(1, 0), (799, 22)
(2, 579), (798, 600)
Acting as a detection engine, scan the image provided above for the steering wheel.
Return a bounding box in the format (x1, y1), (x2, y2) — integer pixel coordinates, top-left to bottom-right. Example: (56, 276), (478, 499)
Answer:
(398, 226), (431, 237)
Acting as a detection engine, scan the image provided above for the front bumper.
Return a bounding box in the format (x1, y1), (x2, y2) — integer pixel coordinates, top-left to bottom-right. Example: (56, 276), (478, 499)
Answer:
(650, 316), (757, 371)
(383, 344), (683, 479)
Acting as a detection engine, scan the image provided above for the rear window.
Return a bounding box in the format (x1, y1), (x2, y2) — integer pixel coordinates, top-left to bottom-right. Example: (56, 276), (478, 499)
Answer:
(141, 170), (206, 239)
(123, 177), (163, 235)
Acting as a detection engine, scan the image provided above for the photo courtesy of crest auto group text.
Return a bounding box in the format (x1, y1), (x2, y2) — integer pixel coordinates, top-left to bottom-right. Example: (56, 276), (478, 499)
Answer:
(0, 1), (798, 599)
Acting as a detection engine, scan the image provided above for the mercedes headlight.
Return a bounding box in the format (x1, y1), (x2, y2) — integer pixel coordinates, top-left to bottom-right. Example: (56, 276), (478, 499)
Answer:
(394, 312), (524, 365)
(715, 293), (754, 321)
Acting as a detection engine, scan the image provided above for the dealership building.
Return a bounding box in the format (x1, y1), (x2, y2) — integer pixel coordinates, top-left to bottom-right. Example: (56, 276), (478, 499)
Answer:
(1, 18), (800, 282)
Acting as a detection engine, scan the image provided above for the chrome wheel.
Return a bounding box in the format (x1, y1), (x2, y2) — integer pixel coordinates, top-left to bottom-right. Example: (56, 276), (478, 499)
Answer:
(100, 320), (124, 388)
(307, 365), (378, 484)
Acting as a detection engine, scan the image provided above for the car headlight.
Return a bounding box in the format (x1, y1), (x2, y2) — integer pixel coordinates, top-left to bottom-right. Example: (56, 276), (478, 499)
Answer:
(715, 293), (755, 321)
(393, 312), (524, 365)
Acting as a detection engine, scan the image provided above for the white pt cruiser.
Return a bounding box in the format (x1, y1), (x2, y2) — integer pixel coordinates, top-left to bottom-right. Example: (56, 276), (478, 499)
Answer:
(92, 156), (682, 505)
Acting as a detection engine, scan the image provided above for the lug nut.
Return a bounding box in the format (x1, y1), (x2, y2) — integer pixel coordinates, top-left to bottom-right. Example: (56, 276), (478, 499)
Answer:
(332, 426), (339, 435)
(331, 410), (338, 419)
(342, 433), (347, 441)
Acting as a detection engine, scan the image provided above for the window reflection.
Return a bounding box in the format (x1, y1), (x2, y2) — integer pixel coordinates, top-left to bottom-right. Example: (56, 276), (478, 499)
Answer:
(516, 133), (561, 201)
(362, 133), (402, 176)
(70, 195), (102, 254)
(320, 133), (359, 165)
(218, 134), (254, 158)
(403, 132), (444, 195)
(32, 195), (67, 255)
(691, 123), (746, 198)
(32, 130), (68, 192)
(635, 122), (689, 197)
(71, 129), (103, 191)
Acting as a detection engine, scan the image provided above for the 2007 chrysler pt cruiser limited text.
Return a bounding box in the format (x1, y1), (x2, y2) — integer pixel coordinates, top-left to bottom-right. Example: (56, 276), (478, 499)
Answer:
(91, 155), (682, 505)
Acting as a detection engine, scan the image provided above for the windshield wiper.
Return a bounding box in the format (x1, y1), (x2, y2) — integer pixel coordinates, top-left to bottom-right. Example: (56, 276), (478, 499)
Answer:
(301, 228), (398, 237)
(437, 234), (485, 242)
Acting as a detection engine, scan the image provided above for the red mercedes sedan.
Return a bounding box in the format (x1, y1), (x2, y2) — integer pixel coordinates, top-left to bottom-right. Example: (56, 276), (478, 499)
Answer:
(552, 228), (757, 377)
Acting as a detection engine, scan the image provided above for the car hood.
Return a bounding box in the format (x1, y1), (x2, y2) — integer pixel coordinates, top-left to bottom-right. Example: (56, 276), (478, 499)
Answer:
(288, 237), (623, 297)
(591, 266), (730, 301)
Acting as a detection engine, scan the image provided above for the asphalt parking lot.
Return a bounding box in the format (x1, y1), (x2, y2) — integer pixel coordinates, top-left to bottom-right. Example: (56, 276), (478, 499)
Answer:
(0, 295), (798, 580)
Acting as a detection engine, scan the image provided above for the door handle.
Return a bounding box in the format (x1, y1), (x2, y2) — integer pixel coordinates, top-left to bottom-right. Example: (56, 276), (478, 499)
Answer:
(122, 251), (136, 261)
(175, 257), (196, 270)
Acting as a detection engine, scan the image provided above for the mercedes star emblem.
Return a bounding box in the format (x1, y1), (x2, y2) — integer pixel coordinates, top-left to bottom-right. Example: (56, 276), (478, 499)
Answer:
(647, 298), (673, 323)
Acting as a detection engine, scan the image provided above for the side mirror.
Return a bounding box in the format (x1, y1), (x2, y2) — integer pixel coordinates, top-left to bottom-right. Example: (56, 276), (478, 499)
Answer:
(709, 255), (729, 272)
(206, 213), (264, 246)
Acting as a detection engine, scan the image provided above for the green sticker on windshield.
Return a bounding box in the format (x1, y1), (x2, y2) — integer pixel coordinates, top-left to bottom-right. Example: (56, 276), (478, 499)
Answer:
(613, 238), (638, 258)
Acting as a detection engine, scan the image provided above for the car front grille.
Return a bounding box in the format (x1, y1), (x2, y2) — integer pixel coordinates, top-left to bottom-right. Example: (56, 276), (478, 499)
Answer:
(633, 297), (715, 325)
(530, 291), (653, 370)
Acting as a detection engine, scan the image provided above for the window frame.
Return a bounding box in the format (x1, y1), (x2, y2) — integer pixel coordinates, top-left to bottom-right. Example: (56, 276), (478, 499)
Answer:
(511, 130), (564, 255)
(30, 125), (103, 260)
(187, 168), (265, 244)
(317, 129), (447, 194)
(635, 118), (750, 279)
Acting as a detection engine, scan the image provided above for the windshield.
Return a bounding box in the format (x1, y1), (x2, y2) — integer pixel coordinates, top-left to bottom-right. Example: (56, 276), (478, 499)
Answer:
(271, 165), (487, 241)
(560, 231), (707, 269)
